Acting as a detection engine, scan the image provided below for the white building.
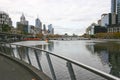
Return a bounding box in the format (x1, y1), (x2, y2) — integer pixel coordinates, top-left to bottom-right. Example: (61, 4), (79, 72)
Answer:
(86, 23), (96, 35)
(101, 14), (109, 27)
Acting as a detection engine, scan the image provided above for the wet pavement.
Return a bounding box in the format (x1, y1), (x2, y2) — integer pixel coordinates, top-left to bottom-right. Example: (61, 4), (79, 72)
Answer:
(0, 55), (39, 80)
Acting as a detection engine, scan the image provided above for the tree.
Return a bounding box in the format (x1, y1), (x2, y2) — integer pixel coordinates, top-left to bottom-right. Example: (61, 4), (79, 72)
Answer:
(2, 24), (11, 32)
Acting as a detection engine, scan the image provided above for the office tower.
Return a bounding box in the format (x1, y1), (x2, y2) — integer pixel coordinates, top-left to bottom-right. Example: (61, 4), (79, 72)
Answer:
(111, 0), (117, 24)
(111, 0), (116, 13)
(43, 24), (47, 34)
(35, 18), (42, 34)
(117, 0), (120, 24)
(17, 14), (29, 34)
(48, 24), (54, 35)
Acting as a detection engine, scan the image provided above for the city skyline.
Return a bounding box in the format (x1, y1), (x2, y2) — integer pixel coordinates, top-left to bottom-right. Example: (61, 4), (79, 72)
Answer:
(0, 0), (110, 35)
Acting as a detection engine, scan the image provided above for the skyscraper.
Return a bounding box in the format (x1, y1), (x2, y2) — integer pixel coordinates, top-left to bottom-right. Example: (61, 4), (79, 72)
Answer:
(111, 0), (116, 13)
(111, 0), (117, 24)
(48, 24), (54, 35)
(20, 14), (28, 25)
(35, 18), (42, 34)
(17, 14), (29, 34)
(117, 0), (120, 24)
(43, 24), (47, 34)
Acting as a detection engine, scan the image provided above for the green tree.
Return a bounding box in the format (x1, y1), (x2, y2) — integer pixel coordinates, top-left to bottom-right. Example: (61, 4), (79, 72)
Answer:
(2, 24), (11, 32)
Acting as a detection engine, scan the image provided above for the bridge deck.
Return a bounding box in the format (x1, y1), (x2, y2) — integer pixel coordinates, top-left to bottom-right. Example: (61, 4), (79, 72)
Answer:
(0, 55), (40, 80)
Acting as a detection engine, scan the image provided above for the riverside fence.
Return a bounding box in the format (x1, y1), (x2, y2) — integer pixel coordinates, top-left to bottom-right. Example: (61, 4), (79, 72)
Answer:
(0, 42), (120, 80)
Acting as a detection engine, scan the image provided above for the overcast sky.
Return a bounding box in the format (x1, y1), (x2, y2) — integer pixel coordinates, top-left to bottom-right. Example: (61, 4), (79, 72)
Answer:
(0, 0), (110, 35)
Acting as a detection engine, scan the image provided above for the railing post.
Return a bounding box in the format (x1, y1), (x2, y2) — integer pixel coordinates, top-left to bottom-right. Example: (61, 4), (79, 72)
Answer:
(46, 52), (57, 80)
(34, 50), (43, 71)
(66, 61), (76, 80)
(3, 43), (7, 53)
(0, 43), (3, 52)
(4, 43), (9, 54)
(16, 46), (22, 60)
(9, 44), (15, 57)
(25, 47), (32, 65)
(0, 43), (2, 52)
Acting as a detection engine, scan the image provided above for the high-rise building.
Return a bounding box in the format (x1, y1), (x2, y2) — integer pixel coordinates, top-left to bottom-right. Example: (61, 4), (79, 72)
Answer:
(43, 24), (47, 34)
(17, 14), (29, 34)
(111, 0), (117, 13)
(117, 0), (120, 24)
(20, 14), (28, 25)
(101, 13), (112, 27)
(35, 18), (42, 34)
(111, 0), (117, 25)
(48, 24), (54, 35)
(0, 11), (12, 32)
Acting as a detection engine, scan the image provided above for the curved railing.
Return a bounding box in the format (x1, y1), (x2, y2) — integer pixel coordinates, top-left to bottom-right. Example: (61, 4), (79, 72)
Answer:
(0, 42), (120, 80)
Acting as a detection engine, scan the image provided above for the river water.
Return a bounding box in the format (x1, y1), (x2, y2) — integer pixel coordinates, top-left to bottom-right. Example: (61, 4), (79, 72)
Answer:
(13, 40), (120, 80)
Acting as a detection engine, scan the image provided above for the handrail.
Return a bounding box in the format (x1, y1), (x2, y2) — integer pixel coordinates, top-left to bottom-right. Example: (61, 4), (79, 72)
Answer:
(0, 43), (120, 80)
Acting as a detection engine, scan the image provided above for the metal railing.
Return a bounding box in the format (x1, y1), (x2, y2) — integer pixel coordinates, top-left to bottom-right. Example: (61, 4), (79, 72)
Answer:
(0, 42), (120, 80)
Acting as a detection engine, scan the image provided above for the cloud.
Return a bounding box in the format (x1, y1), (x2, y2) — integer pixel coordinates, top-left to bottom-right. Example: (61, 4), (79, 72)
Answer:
(0, 0), (110, 35)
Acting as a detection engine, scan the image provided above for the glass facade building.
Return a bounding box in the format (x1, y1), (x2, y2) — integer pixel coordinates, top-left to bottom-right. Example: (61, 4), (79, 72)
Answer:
(117, 0), (120, 24)
(35, 18), (42, 33)
(111, 0), (116, 13)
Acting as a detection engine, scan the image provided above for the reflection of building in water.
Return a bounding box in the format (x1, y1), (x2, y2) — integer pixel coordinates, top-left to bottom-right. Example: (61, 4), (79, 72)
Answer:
(48, 42), (54, 52)
(43, 45), (47, 50)
(18, 46), (27, 60)
(85, 43), (95, 54)
(86, 42), (120, 78)
(35, 45), (47, 50)
(36, 45), (42, 49)
(109, 52), (120, 77)
(93, 44), (109, 65)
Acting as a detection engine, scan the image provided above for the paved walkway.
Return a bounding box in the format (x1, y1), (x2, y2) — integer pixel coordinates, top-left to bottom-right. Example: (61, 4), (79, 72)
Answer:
(0, 55), (39, 80)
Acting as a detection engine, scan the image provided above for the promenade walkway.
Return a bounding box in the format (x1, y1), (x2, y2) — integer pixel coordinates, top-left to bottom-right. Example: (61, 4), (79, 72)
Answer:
(0, 55), (39, 80)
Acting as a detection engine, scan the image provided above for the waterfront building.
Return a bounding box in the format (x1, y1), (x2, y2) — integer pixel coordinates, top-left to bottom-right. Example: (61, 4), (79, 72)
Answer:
(0, 11), (12, 32)
(107, 24), (120, 32)
(48, 24), (54, 35)
(107, 0), (119, 32)
(35, 18), (42, 34)
(86, 23), (107, 35)
(101, 13), (115, 27)
(16, 14), (29, 34)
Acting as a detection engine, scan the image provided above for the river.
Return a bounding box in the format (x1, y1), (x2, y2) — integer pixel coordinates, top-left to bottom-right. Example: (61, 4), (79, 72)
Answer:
(13, 40), (120, 80)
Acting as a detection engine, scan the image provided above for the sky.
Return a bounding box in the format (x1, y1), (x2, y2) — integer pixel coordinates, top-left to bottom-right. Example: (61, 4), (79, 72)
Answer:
(0, 0), (110, 35)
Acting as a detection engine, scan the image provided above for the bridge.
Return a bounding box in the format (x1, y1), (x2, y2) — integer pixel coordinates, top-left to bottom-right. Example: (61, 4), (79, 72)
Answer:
(0, 32), (26, 42)
(0, 42), (120, 80)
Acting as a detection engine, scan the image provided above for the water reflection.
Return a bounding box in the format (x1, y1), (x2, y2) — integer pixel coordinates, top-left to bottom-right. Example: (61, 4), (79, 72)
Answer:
(48, 42), (54, 51)
(86, 41), (120, 78)
(36, 42), (54, 52)
(11, 40), (120, 79)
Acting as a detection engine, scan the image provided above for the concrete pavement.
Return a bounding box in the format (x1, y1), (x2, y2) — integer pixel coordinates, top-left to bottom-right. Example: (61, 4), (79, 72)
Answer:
(0, 55), (39, 80)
